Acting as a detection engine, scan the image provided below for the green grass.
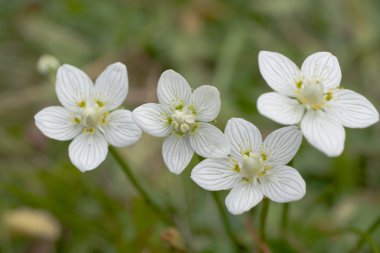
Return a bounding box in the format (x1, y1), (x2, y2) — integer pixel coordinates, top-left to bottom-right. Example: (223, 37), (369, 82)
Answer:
(0, 0), (380, 252)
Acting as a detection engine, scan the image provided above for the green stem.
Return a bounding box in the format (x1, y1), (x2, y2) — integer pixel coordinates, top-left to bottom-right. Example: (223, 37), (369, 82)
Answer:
(351, 216), (380, 253)
(259, 198), (270, 242)
(343, 227), (379, 253)
(109, 147), (172, 225)
(280, 203), (289, 236)
(211, 191), (246, 252)
(280, 160), (293, 237)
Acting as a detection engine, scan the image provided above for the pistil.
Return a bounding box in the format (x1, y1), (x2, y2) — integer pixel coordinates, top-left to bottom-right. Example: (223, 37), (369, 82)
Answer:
(298, 79), (325, 110)
(82, 107), (102, 128)
(171, 110), (195, 134)
(241, 154), (264, 179)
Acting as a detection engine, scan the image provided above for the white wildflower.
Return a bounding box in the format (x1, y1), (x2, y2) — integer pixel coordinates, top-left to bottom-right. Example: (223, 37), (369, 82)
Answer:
(191, 118), (305, 215)
(35, 63), (142, 171)
(257, 51), (379, 156)
(133, 70), (230, 174)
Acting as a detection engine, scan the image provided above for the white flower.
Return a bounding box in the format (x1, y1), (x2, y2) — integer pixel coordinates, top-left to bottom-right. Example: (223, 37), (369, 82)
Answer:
(191, 118), (306, 215)
(257, 51), (379, 157)
(132, 70), (230, 174)
(35, 63), (142, 172)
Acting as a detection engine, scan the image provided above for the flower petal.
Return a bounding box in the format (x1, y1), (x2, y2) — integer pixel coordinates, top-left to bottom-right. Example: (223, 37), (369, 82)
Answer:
(132, 103), (171, 137)
(301, 110), (345, 157)
(190, 85), (221, 122)
(258, 51), (302, 96)
(301, 52), (341, 90)
(191, 158), (242, 191)
(101, 109), (142, 147)
(69, 131), (108, 172)
(257, 92), (305, 125)
(162, 134), (193, 174)
(189, 122), (230, 158)
(260, 166), (306, 203)
(224, 118), (262, 159)
(225, 183), (263, 215)
(94, 62), (128, 111)
(157, 70), (192, 106)
(34, 106), (82, 141)
(56, 64), (94, 111)
(328, 89), (379, 128)
(262, 126), (303, 166)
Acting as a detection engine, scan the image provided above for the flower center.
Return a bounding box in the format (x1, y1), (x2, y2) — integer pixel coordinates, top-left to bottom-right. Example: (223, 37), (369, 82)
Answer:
(82, 107), (103, 127)
(171, 110), (195, 134)
(298, 79), (325, 109)
(241, 154), (264, 179)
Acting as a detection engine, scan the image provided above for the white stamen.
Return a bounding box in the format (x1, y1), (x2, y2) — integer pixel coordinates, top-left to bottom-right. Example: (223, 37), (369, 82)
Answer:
(299, 79), (324, 108)
(171, 110), (195, 134)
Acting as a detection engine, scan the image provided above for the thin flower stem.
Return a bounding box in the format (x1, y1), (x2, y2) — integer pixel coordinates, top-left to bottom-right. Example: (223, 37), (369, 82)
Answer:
(259, 198), (270, 242)
(280, 160), (293, 237)
(109, 147), (172, 225)
(194, 155), (246, 251)
(211, 191), (247, 252)
(351, 215), (380, 253)
(280, 203), (289, 236)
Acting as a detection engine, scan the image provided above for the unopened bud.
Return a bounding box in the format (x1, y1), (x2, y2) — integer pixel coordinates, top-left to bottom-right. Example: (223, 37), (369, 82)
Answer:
(37, 55), (60, 75)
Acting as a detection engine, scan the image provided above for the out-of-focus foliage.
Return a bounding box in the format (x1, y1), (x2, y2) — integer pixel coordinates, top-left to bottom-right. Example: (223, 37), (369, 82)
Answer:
(0, 0), (379, 252)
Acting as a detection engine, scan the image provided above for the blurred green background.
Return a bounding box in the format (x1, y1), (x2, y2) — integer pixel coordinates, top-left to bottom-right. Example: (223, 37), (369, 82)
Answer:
(0, 0), (380, 252)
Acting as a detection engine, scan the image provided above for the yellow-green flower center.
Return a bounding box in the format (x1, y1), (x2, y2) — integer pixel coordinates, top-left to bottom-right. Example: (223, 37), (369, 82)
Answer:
(241, 154), (264, 178)
(300, 80), (323, 106)
(82, 107), (103, 128)
(171, 110), (195, 134)
(297, 79), (332, 110)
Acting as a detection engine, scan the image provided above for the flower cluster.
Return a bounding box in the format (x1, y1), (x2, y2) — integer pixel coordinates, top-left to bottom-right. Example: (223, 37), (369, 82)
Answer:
(35, 51), (379, 214)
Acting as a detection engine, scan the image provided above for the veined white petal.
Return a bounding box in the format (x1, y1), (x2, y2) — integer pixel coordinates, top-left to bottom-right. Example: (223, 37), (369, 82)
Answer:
(328, 89), (379, 128)
(189, 122), (230, 158)
(157, 70), (191, 106)
(262, 125), (303, 166)
(301, 110), (345, 157)
(301, 52), (341, 90)
(191, 158), (242, 191)
(56, 64), (94, 111)
(190, 85), (221, 122)
(162, 134), (193, 174)
(132, 103), (171, 137)
(69, 131), (108, 172)
(257, 92), (305, 125)
(102, 109), (142, 147)
(34, 106), (82, 141)
(225, 183), (263, 215)
(258, 51), (302, 96)
(95, 62), (128, 111)
(260, 166), (306, 203)
(224, 118), (262, 159)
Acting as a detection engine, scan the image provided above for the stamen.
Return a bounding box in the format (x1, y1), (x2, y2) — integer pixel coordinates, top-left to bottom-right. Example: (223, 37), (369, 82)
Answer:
(77, 100), (86, 108)
(241, 154), (263, 179)
(171, 110), (196, 134)
(297, 79), (325, 110)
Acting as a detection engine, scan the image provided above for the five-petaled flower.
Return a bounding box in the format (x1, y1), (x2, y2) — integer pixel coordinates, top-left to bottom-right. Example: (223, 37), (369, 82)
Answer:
(191, 118), (306, 215)
(35, 63), (142, 172)
(132, 70), (230, 174)
(257, 51), (379, 157)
